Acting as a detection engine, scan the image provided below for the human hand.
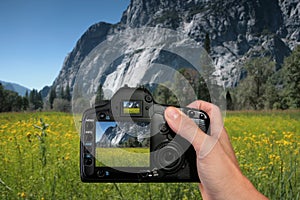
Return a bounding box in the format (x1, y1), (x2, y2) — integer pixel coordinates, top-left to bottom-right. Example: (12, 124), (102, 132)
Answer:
(164, 101), (268, 200)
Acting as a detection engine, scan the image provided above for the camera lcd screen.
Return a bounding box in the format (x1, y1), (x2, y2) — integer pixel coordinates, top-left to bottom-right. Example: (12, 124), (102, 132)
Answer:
(95, 121), (150, 167)
(122, 100), (142, 115)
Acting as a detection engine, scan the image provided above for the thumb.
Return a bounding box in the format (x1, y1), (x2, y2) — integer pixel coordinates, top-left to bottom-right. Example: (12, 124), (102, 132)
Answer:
(164, 107), (205, 152)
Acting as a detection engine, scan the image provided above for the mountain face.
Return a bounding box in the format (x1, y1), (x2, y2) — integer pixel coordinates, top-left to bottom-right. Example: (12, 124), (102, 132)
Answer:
(96, 122), (150, 147)
(51, 0), (300, 95)
(0, 80), (30, 96)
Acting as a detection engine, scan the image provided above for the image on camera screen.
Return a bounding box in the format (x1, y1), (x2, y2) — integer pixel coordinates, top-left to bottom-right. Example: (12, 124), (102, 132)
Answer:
(95, 121), (150, 167)
(122, 100), (142, 115)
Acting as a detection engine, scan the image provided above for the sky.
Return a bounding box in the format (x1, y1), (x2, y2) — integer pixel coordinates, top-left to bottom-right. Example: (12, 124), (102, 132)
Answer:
(0, 0), (130, 90)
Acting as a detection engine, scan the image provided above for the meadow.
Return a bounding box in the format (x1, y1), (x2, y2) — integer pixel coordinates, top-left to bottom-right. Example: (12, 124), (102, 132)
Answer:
(96, 148), (150, 167)
(0, 111), (299, 199)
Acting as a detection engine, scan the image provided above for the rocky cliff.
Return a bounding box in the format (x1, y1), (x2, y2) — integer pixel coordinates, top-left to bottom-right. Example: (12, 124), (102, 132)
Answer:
(51, 0), (300, 94)
(96, 122), (150, 147)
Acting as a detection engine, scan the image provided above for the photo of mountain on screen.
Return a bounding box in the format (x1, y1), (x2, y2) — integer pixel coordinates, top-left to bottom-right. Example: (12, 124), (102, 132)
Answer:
(95, 121), (150, 167)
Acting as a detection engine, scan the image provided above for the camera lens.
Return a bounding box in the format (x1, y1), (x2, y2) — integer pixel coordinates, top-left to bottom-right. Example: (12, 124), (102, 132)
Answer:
(155, 142), (184, 173)
(163, 150), (176, 163)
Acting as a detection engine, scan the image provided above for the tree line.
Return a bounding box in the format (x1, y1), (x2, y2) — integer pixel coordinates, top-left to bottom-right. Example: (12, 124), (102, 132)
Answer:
(0, 85), (42, 112)
(46, 84), (71, 112)
(227, 45), (300, 110)
(153, 45), (300, 111)
(0, 83), (72, 113)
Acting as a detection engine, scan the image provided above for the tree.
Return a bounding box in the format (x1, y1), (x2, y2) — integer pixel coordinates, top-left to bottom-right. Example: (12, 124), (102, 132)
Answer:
(49, 87), (57, 109)
(29, 89), (43, 110)
(176, 68), (211, 103)
(153, 82), (178, 105)
(263, 72), (282, 110)
(0, 83), (5, 112)
(13, 95), (23, 112)
(204, 33), (211, 54)
(65, 83), (71, 102)
(235, 57), (275, 110)
(226, 91), (234, 110)
(60, 86), (65, 99)
(95, 84), (104, 105)
(281, 45), (300, 108)
(196, 76), (211, 102)
(22, 91), (29, 110)
(0, 83), (31, 112)
(53, 98), (71, 112)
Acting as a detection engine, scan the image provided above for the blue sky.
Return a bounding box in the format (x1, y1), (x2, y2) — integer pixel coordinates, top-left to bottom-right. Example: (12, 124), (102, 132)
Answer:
(0, 0), (130, 90)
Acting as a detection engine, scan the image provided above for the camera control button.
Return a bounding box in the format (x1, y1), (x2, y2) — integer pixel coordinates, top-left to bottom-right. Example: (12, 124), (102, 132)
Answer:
(85, 121), (94, 131)
(84, 133), (93, 142)
(159, 123), (169, 134)
(167, 132), (175, 140)
(188, 110), (195, 118)
(84, 155), (93, 166)
(97, 170), (106, 178)
(139, 170), (150, 178)
(98, 113), (106, 120)
(145, 95), (153, 103)
(199, 113), (207, 120)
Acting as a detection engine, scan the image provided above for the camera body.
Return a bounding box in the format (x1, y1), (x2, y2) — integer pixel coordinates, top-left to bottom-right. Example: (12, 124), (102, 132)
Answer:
(80, 86), (210, 182)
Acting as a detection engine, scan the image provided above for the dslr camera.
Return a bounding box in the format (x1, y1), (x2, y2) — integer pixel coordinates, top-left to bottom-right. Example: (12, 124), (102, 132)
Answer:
(80, 86), (210, 182)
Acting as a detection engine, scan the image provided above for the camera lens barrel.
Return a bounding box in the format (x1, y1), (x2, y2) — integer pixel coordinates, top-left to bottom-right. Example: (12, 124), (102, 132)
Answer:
(154, 142), (185, 173)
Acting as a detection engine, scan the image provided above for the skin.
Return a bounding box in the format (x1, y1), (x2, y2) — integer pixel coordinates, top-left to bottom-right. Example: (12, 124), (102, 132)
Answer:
(164, 101), (268, 200)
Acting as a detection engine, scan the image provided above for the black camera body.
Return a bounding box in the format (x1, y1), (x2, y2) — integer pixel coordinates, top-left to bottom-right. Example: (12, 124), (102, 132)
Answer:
(80, 86), (210, 182)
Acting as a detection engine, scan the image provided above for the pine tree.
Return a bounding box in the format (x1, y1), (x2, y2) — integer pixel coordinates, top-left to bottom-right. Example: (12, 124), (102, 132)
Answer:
(282, 45), (300, 108)
(95, 84), (104, 105)
(21, 91), (29, 110)
(0, 83), (5, 112)
(49, 87), (57, 109)
(226, 91), (234, 110)
(197, 76), (211, 102)
(154, 82), (178, 105)
(235, 57), (275, 110)
(37, 91), (43, 109)
(204, 33), (211, 54)
(65, 83), (71, 102)
(60, 86), (65, 99)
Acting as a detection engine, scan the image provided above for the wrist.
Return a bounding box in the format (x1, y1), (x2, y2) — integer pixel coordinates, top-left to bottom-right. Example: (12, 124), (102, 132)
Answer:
(227, 174), (268, 200)
(199, 169), (268, 200)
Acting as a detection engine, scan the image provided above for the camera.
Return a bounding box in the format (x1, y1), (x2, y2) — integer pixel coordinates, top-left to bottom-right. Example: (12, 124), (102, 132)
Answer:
(80, 86), (210, 182)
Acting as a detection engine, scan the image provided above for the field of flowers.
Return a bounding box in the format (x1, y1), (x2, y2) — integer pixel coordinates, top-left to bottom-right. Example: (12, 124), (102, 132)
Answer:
(0, 111), (299, 199)
(96, 148), (150, 167)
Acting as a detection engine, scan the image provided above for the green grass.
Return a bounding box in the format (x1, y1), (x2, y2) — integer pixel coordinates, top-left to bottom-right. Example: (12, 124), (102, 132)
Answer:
(0, 111), (299, 199)
(96, 147), (150, 167)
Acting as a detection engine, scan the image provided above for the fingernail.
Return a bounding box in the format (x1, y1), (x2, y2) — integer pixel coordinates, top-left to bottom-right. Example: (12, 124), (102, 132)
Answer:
(166, 108), (180, 120)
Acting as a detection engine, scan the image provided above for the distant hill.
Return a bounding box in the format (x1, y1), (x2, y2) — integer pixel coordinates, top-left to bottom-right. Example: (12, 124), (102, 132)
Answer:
(0, 80), (31, 96)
